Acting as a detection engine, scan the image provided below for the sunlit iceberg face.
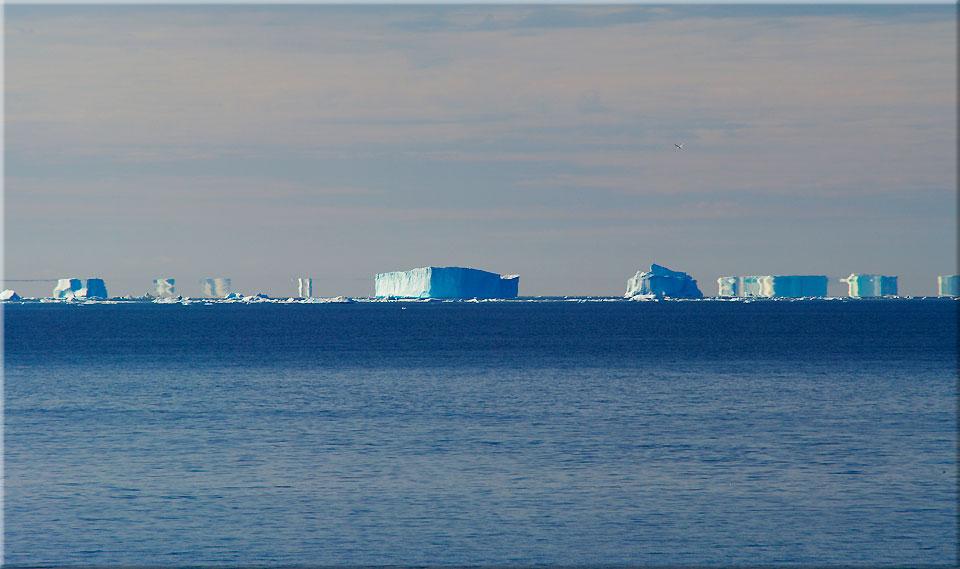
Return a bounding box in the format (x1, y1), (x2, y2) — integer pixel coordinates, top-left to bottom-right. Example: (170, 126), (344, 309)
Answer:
(297, 277), (313, 298)
(625, 264), (702, 298)
(842, 274), (898, 298)
(938, 275), (960, 297)
(374, 267), (519, 299)
(53, 278), (83, 299)
(200, 278), (232, 298)
(717, 276), (739, 297)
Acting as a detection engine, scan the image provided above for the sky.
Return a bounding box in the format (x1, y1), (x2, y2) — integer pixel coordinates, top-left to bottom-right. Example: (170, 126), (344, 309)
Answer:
(4, 4), (957, 297)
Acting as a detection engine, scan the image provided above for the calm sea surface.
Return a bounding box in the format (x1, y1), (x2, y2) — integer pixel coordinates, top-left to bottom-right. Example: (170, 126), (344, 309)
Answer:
(4, 300), (957, 565)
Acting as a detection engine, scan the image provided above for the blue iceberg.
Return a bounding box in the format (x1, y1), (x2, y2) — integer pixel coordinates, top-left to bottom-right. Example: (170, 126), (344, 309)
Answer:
(81, 278), (109, 299)
(625, 264), (703, 299)
(717, 275), (827, 298)
(375, 267), (519, 299)
(938, 275), (959, 297)
(842, 274), (897, 298)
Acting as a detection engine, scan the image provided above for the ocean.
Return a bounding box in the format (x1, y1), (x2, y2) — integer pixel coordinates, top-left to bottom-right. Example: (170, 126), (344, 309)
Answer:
(3, 299), (957, 565)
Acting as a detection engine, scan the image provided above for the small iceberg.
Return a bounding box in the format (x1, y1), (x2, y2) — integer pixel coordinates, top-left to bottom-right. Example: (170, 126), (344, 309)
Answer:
(1, 289), (22, 301)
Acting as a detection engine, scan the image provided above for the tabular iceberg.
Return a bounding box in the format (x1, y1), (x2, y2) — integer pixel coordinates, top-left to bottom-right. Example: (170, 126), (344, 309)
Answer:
(52, 278), (109, 299)
(154, 278), (176, 298)
(938, 275), (959, 297)
(625, 264), (703, 299)
(200, 278), (232, 298)
(717, 275), (828, 298)
(375, 267), (519, 299)
(842, 274), (897, 298)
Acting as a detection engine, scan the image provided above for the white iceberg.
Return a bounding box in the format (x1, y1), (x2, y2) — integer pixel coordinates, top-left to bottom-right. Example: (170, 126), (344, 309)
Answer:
(842, 274), (897, 298)
(717, 276), (740, 297)
(153, 278), (176, 298)
(938, 274), (959, 297)
(625, 264), (702, 299)
(375, 267), (519, 299)
(717, 275), (828, 298)
(1, 289), (21, 301)
(200, 277), (232, 298)
(297, 277), (313, 298)
(53, 278), (83, 299)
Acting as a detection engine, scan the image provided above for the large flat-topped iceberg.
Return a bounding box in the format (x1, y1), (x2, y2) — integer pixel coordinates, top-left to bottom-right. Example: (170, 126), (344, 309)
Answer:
(717, 275), (827, 298)
(938, 275), (959, 297)
(842, 274), (897, 298)
(375, 267), (519, 299)
(52, 278), (108, 299)
(625, 264), (702, 299)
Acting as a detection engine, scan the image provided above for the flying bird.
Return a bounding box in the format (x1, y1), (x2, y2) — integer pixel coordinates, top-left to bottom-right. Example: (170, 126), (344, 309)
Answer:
(675, 143), (684, 150)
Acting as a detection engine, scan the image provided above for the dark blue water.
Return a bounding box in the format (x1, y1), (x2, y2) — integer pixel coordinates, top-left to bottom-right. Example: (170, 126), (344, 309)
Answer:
(4, 300), (957, 566)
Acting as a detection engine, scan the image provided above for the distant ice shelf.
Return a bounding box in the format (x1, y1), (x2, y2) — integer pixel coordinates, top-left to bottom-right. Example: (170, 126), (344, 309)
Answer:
(375, 267), (519, 299)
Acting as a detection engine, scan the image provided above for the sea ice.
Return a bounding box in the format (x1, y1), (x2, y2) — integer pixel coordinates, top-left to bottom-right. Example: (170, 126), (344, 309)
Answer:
(938, 274), (959, 297)
(625, 264), (702, 299)
(375, 267), (519, 299)
(717, 275), (827, 298)
(842, 274), (897, 298)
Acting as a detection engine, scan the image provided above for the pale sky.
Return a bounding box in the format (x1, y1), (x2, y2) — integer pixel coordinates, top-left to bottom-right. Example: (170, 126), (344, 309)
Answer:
(4, 5), (956, 297)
